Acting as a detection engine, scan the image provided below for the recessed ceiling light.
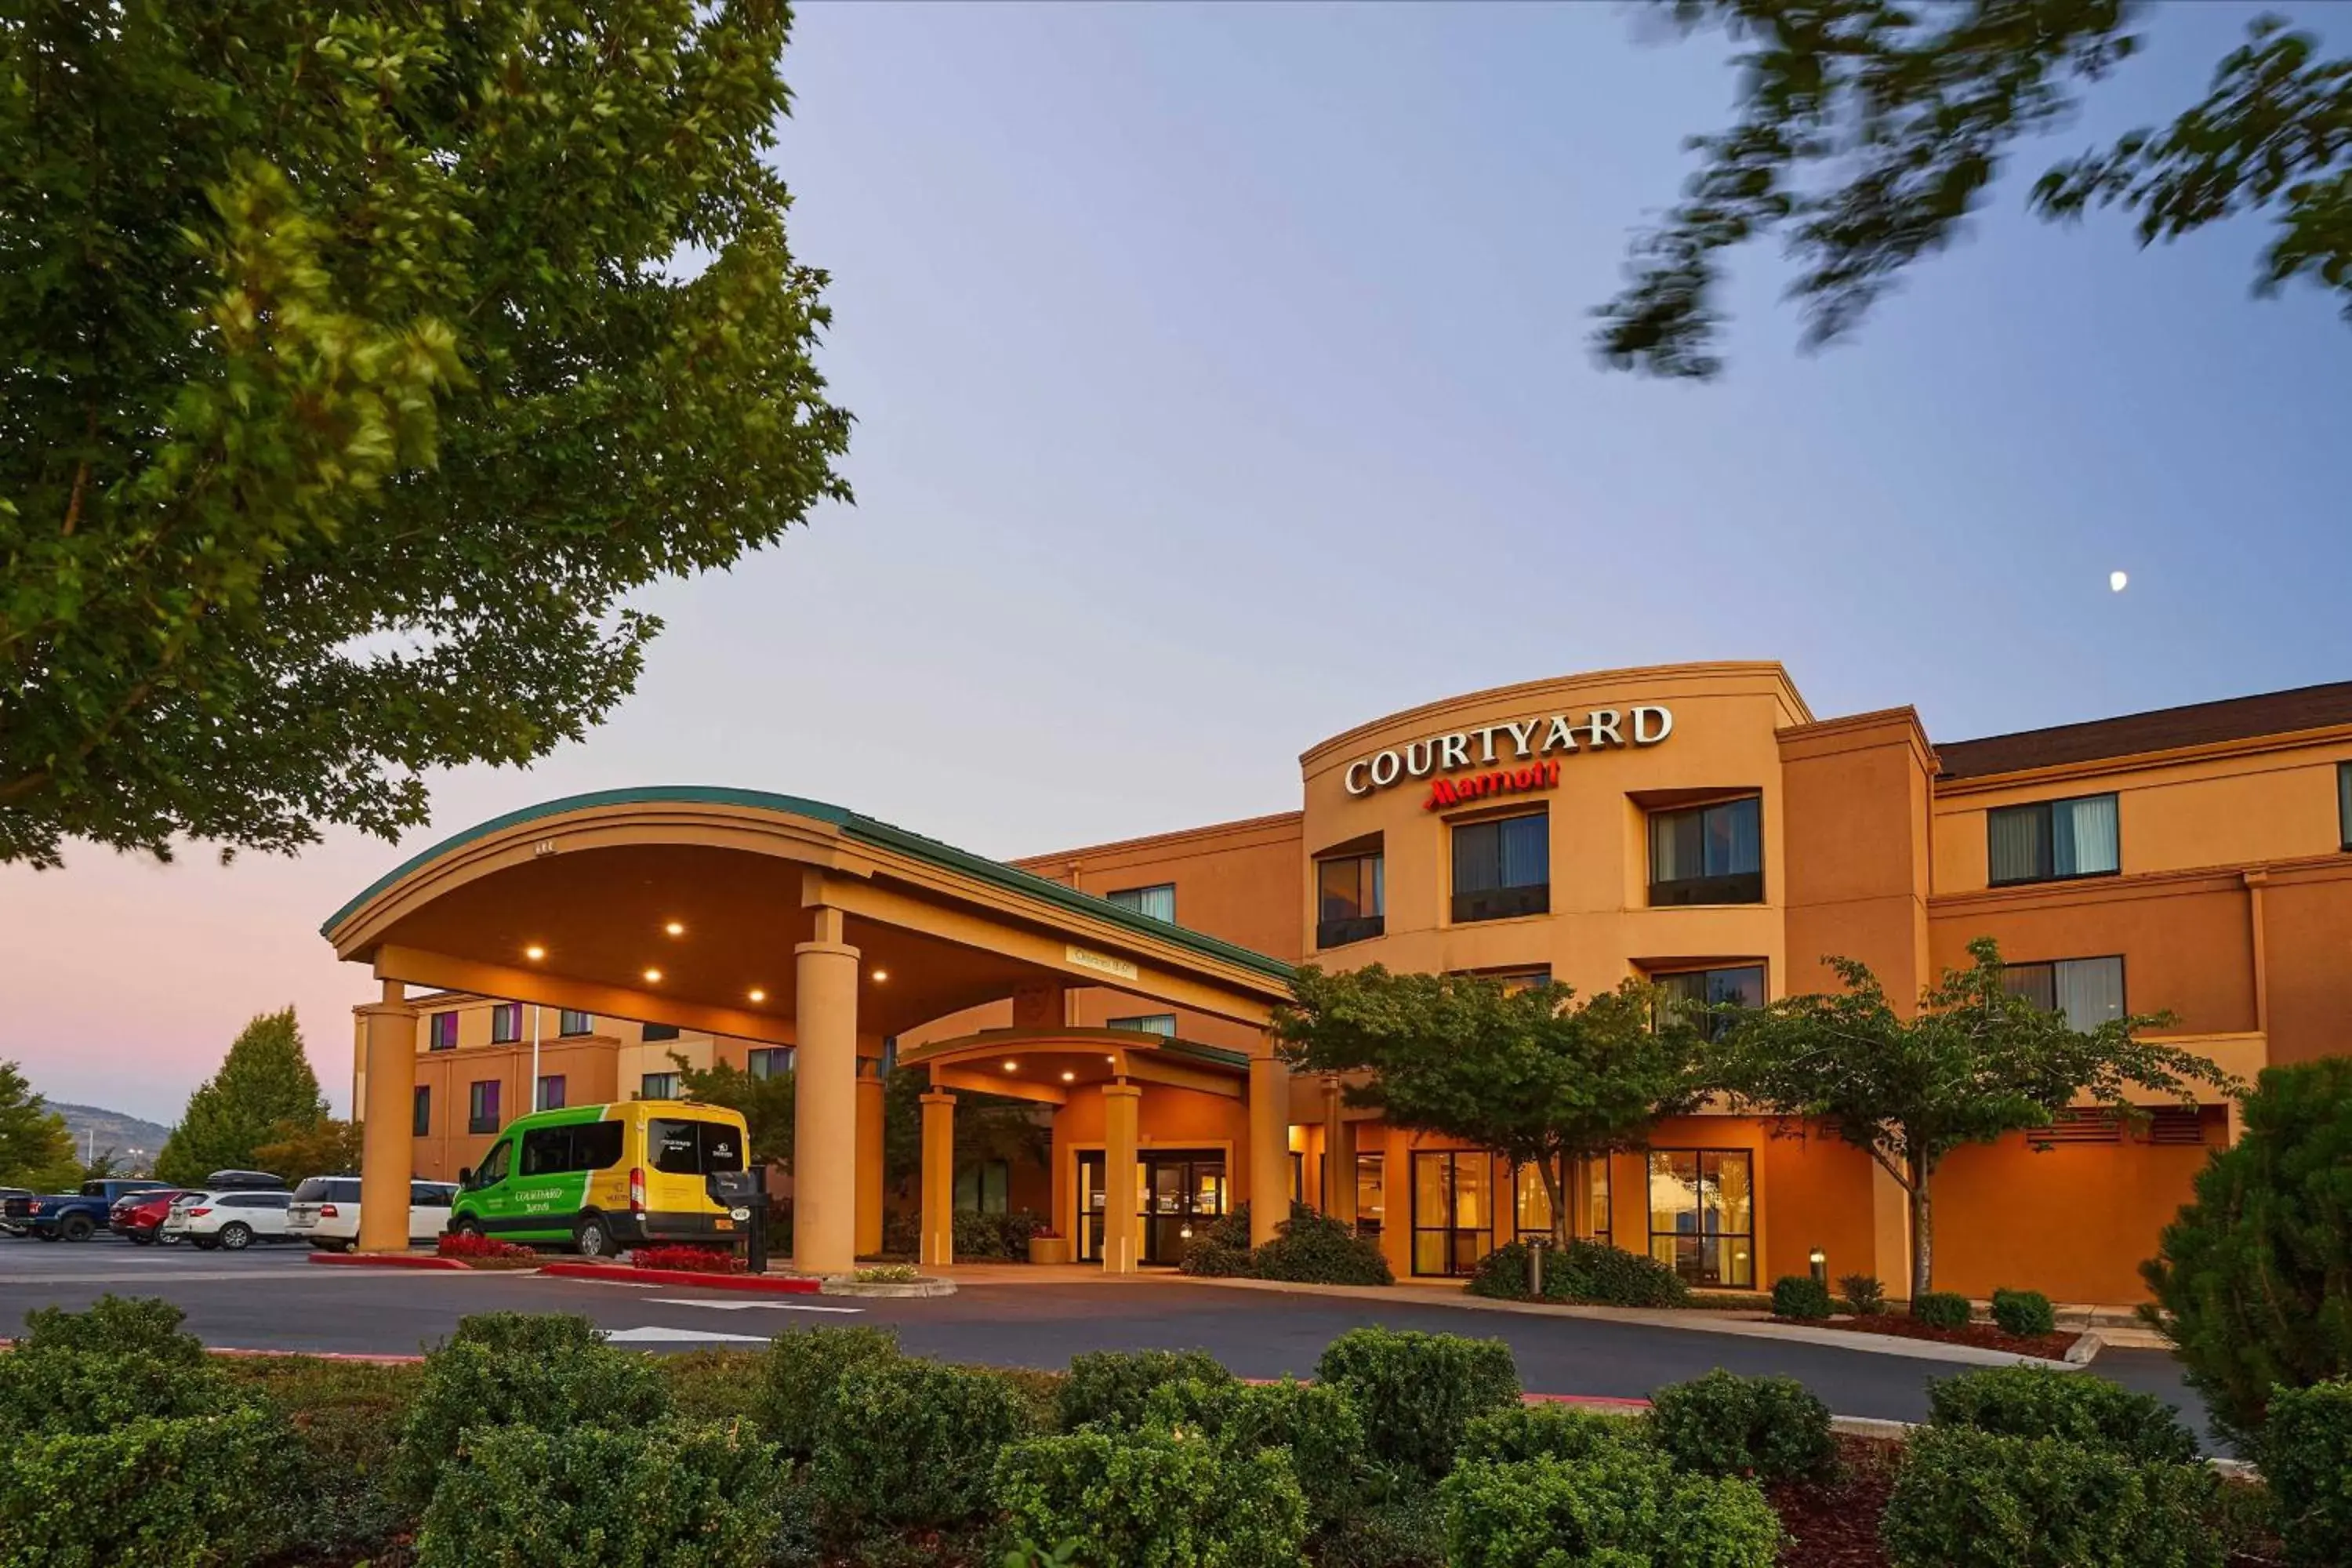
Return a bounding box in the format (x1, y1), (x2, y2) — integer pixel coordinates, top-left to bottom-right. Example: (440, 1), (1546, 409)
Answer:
(643, 967), (663, 983)
(524, 945), (546, 961)
(1061, 1070), (1076, 1083)
(664, 921), (685, 937)
(1003, 1060), (1018, 1072)
(747, 988), (766, 1004)
(870, 969), (888, 982)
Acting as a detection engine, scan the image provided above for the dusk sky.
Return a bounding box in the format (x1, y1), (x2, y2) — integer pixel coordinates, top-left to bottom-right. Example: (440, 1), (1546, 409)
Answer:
(4, 2), (2346, 1125)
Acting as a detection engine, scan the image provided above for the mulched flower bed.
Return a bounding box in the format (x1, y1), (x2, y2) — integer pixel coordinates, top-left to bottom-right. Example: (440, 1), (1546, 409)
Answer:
(1784, 1313), (2082, 1360)
(1768, 1435), (1897, 1567)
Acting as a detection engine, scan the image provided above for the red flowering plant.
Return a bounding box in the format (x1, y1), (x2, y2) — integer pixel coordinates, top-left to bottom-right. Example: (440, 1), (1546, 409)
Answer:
(436, 1232), (539, 1267)
(630, 1244), (747, 1275)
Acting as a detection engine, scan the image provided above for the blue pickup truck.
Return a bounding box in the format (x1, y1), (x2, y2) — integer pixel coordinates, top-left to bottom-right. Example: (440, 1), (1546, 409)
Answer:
(2, 1179), (172, 1241)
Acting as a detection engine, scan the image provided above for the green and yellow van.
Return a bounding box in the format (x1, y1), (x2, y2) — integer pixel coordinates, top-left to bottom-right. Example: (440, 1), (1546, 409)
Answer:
(448, 1100), (753, 1258)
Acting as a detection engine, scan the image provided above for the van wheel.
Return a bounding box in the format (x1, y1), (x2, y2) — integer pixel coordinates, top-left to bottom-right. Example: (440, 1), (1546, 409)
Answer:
(59, 1215), (94, 1243)
(447, 1215), (481, 1240)
(573, 1215), (616, 1259)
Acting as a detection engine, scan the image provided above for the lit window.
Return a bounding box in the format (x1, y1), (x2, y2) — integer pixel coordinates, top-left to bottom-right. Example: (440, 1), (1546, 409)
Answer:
(1107, 884), (1177, 923)
(1988, 793), (2120, 885)
(1650, 797), (1764, 906)
(2002, 956), (2125, 1033)
(489, 1003), (522, 1044)
(1451, 812), (1549, 923)
(1648, 1149), (1753, 1288)
(1316, 851), (1385, 949)
(1108, 1014), (1177, 1037)
(428, 1011), (459, 1051)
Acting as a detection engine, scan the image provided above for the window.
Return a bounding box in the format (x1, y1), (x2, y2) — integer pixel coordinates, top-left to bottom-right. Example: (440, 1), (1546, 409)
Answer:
(747, 1047), (794, 1080)
(649, 1118), (745, 1176)
(1512, 1160), (1553, 1240)
(1653, 964), (1766, 1040)
(955, 1161), (1011, 1214)
(1410, 1150), (1491, 1276)
(517, 1120), (624, 1176)
(1317, 852), (1385, 949)
(1354, 1152), (1384, 1235)
(489, 1002), (522, 1044)
(1650, 797), (1763, 906)
(1987, 793), (2120, 885)
(466, 1080), (500, 1135)
(558, 1009), (593, 1037)
(641, 1022), (682, 1044)
(641, 1071), (681, 1101)
(412, 1181), (453, 1207)
(428, 1011), (459, 1051)
(412, 1085), (431, 1138)
(1582, 1154), (1611, 1244)
(1451, 811), (1549, 923)
(2340, 763), (2351, 850)
(2002, 956), (2125, 1033)
(1107, 883), (1177, 923)
(536, 1075), (566, 1111)
(1108, 1014), (1177, 1037)
(1648, 1149), (1754, 1288)
(474, 1138), (511, 1188)
(1463, 966), (1552, 995)
(1509, 1155), (1610, 1243)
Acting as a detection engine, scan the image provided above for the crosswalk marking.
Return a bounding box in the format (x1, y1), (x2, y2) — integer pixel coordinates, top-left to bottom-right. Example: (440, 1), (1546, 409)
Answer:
(604, 1325), (770, 1344)
(647, 1298), (863, 1314)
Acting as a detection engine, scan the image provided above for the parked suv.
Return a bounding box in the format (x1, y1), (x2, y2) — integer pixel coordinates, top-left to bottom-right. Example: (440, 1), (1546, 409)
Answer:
(287, 1177), (454, 1250)
(163, 1189), (296, 1250)
(110, 1188), (185, 1245)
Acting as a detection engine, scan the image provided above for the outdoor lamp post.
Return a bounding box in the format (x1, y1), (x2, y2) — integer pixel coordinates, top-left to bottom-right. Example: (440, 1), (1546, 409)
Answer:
(1809, 1247), (1828, 1286)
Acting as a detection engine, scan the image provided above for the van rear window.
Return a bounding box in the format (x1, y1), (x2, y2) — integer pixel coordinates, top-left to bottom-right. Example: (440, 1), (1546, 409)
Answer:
(649, 1119), (746, 1176)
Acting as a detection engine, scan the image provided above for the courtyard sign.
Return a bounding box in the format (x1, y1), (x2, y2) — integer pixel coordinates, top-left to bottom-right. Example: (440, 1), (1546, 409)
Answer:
(1341, 705), (1674, 800)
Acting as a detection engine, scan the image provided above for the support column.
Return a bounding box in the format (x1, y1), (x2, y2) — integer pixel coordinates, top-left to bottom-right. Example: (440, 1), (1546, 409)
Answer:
(1323, 1078), (1356, 1226)
(793, 908), (861, 1276)
(1101, 1083), (1142, 1275)
(920, 1091), (956, 1269)
(855, 1058), (886, 1258)
(1248, 1053), (1290, 1247)
(357, 980), (418, 1254)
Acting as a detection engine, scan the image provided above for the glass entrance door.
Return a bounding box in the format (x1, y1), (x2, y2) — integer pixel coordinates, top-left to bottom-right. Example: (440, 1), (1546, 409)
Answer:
(1076, 1149), (1227, 1266)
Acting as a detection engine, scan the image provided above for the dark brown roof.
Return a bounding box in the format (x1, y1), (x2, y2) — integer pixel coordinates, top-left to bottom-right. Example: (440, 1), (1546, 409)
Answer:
(1936, 681), (2352, 780)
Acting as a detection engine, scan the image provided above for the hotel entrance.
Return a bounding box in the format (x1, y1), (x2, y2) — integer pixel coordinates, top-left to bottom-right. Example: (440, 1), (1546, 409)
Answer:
(1076, 1149), (1228, 1268)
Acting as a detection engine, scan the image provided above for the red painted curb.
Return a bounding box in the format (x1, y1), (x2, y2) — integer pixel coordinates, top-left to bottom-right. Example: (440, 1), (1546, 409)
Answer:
(307, 1250), (473, 1270)
(539, 1261), (823, 1294)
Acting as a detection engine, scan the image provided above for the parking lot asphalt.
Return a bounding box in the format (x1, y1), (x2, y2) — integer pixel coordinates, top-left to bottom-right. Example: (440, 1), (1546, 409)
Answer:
(0, 1236), (2220, 1444)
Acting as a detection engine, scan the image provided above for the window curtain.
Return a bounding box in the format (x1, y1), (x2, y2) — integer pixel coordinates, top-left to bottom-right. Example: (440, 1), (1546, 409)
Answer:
(2053, 795), (2120, 876)
(1653, 811), (1702, 883)
(1708, 798), (1763, 877)
(2002, 961), (2058, 1011)
(1497, 815), (1548, 888)
(2055, 957), (2125, 1031)
(1988, 806), (2049, 883)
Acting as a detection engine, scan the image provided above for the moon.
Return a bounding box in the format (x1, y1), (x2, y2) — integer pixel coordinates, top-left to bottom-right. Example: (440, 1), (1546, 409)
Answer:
(2109, 571), (2129, 593)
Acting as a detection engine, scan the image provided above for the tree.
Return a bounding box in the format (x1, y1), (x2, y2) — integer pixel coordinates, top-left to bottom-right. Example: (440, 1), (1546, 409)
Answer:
(1595, 3), (2352, 379)
(155, 1008), (330, 1184)
(878, 1066), (1050, 1196)
(672, 1054), (795, 1167)
(1, 1), (852, 868)
(1705, 936), (2238, 1297)
(0, 1060), (81, 1192)
(252, 1116), (365, 1181)
(2141, 1058), (2352, 1446)
(1275, 965), (1704, 1247)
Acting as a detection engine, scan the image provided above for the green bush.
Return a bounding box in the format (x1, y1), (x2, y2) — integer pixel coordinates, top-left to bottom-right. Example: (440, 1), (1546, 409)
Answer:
(1142, 1377), (1371, 1534)
(2263, 1378), (2352, 1566)
(0, 1348), (240, 1438)
(994, 1425), (1308, 1568)
(1251, 1210), (1395, 1285)
(749, 1324), (901, 1460)
(1466, 1239), (1692, 1308)
(1316, 1327), (1521, 1479)
(234, 1356), (422, 1562)
(1770, 1274), (1833, 1321)
(390, 1332), (671, 1507)
(1881, 1425), (2222, 1568)
(1650, 1369), (1835, 1483)
(1458, 1403), (1653, 1468)
(1440, 1448), (1780, 1568)
(17, 1295), (205, 1364)
(953, 1208), (1044, 1261)
(2143, 1059), (2352, 1443)
(1991, 1287), (2058, 1338)
(1910, 1290), (1973, 1330)
(415, 1420), (792, 1568)
(1838, 1272), (1888, 1316)
(1926, 1365), (2199, 1465)
(1176, 1237), (1253, 1276)
(1058, 1348), (1234, 1432)
(448, 1310), (608, 1358)
(809, 1356), (1032, 1537)
(0, 1406), (302, 1568)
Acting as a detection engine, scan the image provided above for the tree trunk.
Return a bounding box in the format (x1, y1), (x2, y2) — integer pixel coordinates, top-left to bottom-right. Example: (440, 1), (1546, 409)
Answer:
(1539, 1153), (1570, 1249)
(1909, 1156), (1934, 1300)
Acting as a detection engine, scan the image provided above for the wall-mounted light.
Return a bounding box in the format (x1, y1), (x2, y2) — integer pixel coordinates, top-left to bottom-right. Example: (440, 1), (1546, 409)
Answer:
(747, 988), (767, 1004)
(643, 967), (663, 983)
(524, 945), (546, 961)
(664, 920), (685, 937)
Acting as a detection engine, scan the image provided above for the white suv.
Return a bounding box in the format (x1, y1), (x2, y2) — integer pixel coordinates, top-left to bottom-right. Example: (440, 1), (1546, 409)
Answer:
(287, 1177), (455, 1250)
(164, 1189), (296, 1250)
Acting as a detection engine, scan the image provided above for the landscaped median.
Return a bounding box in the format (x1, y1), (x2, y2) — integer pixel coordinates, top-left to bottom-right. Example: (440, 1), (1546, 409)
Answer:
(1, 1295), (2326, 1568)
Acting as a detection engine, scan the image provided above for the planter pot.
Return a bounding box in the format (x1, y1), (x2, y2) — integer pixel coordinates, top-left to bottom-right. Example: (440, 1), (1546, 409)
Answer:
(1027, 1236), (1071, 1266)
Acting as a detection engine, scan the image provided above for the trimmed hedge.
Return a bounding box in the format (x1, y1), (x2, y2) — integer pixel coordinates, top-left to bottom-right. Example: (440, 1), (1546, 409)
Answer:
(1316, 1327), (1521, 1479)
(1440, 1449), (1781, 1568)
(1457, 1403), (1653, 1468)
(810, 1356), (1033, 1537)
(450, 1311), (607, 1358)
(1991, 1287), (2057, 1338)
(994, 1425), (1308, 1568)
(0, 1346), (240, 1438)
(0, 1406), (301, 1568)
(1925, 1365), (2200, 1465)
(17, 1295), (205, 1363)
(1466, 1239), (1690, 1308)
(415, 1420), (792, 1568)
(750, 1324), (902, 1461)
(953, 1208), (1044, 1261)
(2264, 1379), (2352, 1567)
(1250, 1210), (1394, 1285)
(1910, 1290), (1973, 1330)
(1058, 1348), (1235, 1432)
(1142, 1378), (1371, 1533)
(1770, 1274), (1833, 1321)
(1882, 1425), (2222, 1568)
(1650, 1369), (1836, 1483)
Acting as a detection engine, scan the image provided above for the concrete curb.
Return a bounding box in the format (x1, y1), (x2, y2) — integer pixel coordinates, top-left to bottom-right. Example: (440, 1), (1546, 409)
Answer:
(306, 1251), (475, 1272)
(539, 1261), (822, 1294)
(819, 1277), (956, 1298)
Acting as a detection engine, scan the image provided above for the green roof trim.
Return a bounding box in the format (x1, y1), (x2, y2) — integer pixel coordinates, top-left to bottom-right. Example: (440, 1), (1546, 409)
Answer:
(320, 785), (1294, 985)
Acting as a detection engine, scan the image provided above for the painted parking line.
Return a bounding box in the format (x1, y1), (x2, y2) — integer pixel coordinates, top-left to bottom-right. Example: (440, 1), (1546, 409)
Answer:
(648, 1298), (863, 1314)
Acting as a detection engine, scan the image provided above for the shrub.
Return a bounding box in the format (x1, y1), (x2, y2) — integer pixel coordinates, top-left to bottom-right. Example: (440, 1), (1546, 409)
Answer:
(18, 1295), (204, 1363)
(1881, 1425), (2222, 1568)
(1058, 1348), (1235, 1432)
(0, 1347), (241, 1438)
(1316, 1327), (1521, 1479)
(1174, 1236), (1252, 1276)
(2143, 1059), (2352, 1442)
(1650, 1369), (1836, 1483)
(0, 1406), (302, 1568)
(994, 1425), (1308, 1568)
(1440, 1448), (1780, 1568)
(1465, 1238), (1690, 1308)
(750, 1325), (900, 1461)
(415, 1420), (791, 1568)
(952, 1207), (1044, 1261)
(1465, 1240), (1548, 1300)
(808, 1356), (1033, 1537)
(1458, 1403), (1653, 1468)
(1910, 1290), (1973, 1330)
(230, 1355), (421, 1561)
(1251, 1210), (1395, 1285)
(2263, 1378), (2352, 1567)
(1142, 1377), (1371, 1534)
(1991, 1287), (2057, 1338)
(1771, 1273), (1834, 1320)
(853, 1262), (919, 1283)
(390, 1330), (672, 1507)
(436, 1231), (537, 1264)
(630, 1243), (746, 1274)
(1926, 1365), (2200, 1465)
(1838, 1272), (1888, 1316)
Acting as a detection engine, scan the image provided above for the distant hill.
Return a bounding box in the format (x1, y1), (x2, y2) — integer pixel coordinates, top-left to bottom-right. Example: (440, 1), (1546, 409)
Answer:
(47, 1102), (174, 1174)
